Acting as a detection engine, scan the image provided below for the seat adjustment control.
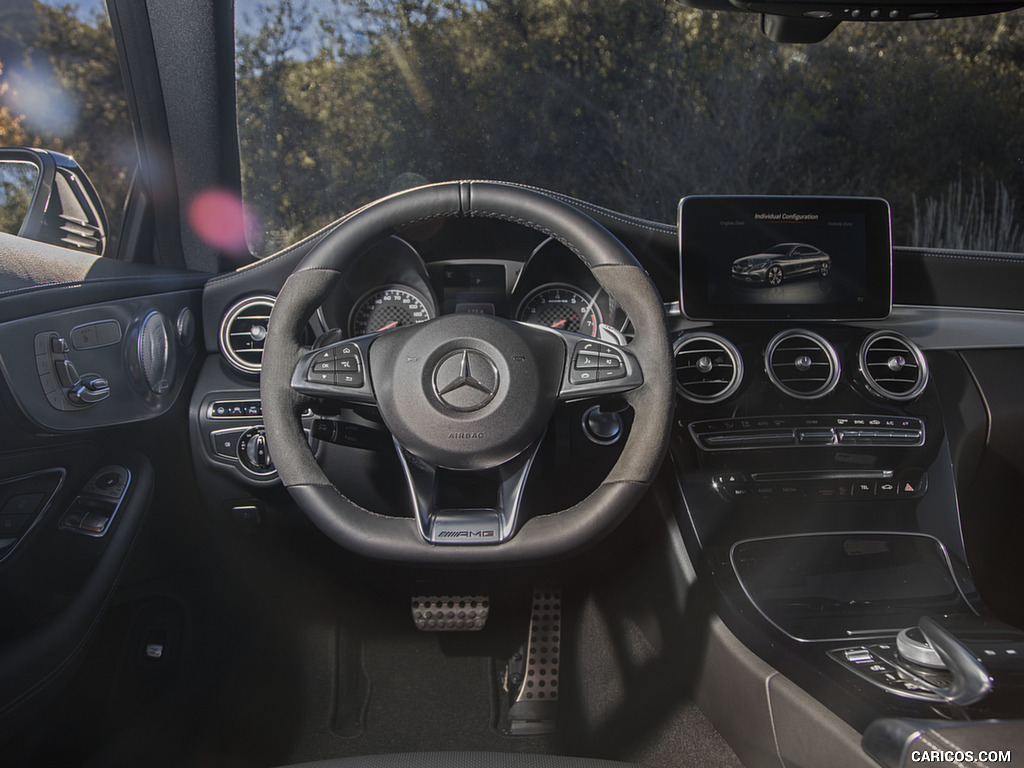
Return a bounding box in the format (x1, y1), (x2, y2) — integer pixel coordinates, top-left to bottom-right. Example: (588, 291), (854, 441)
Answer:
(34, 331), (111, 409)
(68, 374), (111, 405)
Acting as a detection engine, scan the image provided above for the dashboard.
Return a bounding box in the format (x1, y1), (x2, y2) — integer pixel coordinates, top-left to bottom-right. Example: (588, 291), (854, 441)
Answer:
(3, 184), (1024, 756)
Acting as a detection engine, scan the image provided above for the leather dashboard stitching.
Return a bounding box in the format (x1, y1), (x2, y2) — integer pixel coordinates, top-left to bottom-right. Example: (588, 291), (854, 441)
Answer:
(914, 253), (1024, 264)
(469, 179), (677, 234)
(897, 245), (1024, 262)
(287, 208), (634, 273)
(464, 211), (593, 264)
(205, 220), (343, 286)
(0, 274), (207, 300)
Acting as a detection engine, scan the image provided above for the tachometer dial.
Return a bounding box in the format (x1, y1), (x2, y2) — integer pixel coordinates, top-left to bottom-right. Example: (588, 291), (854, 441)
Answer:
(516, 284), (602, 336)
(350, 287), (432, 335)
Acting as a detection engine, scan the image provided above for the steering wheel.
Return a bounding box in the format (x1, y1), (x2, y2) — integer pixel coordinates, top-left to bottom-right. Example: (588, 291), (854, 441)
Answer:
(261, 181), (673, 565)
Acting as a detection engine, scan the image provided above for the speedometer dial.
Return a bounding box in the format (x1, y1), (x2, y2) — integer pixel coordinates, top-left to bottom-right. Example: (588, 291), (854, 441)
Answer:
(350, 287), (433, 335)
(516, 284), (602, 337)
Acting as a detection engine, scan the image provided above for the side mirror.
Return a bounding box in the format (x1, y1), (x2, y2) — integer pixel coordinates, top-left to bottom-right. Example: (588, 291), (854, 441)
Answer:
(0, 148), (108, 256)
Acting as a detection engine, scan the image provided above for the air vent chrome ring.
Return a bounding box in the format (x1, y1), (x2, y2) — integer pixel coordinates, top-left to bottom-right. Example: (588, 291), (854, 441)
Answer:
(219, 295), (276, 374)
(765, 329), (840, 400)
(859, 330), (929, 402)
(673, 332), (744, 404)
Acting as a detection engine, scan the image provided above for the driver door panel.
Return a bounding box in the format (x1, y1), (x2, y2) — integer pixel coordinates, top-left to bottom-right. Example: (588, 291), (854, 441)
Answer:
(0, 230), (206, 738)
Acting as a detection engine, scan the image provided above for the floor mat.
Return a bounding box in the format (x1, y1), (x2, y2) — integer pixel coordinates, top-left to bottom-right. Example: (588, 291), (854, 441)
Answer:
(275, 589), (557, 763)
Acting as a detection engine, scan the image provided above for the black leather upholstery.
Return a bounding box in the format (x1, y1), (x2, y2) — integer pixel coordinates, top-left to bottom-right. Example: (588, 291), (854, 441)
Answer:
(275, 753), (633, 768)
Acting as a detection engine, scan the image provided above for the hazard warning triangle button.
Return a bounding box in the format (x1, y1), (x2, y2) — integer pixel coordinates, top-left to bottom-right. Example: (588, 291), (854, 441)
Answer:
(897, 474), (926, 495)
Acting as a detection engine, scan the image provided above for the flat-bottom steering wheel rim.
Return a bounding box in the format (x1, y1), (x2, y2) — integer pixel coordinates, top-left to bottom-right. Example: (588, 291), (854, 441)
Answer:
(260, 181), (674, 565)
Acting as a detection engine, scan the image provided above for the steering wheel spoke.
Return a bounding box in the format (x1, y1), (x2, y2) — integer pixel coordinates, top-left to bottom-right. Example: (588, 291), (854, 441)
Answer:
(395, 436), (543, 545)
(551, 331), (644, 402)
(290, 336), (377, 405)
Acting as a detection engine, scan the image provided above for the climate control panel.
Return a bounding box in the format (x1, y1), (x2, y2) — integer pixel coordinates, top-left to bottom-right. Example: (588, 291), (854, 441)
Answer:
(688, 414), (925, 451)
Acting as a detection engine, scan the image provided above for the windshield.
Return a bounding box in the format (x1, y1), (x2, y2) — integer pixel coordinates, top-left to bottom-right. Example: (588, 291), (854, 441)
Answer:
(234, 1), (1024, 259)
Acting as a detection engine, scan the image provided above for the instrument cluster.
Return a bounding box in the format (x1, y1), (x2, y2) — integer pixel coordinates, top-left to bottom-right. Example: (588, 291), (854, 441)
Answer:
(318, 235), (627, 341)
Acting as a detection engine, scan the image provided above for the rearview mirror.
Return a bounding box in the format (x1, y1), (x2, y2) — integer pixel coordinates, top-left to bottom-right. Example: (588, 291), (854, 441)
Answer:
(0, 148), (108, 256)
(678, 0), (1023, 42)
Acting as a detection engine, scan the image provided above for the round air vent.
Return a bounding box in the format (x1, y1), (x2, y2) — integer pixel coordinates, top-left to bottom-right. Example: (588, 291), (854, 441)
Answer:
(219, 295), (275, 374)
(673, 333), (744, 404)
(858, 330), (928, 401)
(765, 329), (840, 400)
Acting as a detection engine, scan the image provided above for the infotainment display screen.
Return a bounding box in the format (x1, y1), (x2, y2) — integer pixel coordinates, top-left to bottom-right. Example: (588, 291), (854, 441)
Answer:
(678, 196), (892, 320)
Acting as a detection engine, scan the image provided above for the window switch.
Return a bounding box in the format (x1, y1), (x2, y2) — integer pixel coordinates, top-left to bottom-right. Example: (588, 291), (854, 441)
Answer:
(80, 512), (111, 534)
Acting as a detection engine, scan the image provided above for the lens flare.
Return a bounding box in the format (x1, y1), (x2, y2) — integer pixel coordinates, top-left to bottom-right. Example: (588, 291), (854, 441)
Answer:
(2, 65), (77, 135)
(187, 189), (259, 255)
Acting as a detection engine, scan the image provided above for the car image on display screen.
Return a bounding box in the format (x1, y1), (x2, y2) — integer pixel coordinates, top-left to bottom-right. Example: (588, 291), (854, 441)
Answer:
(679, 196), (892, 320)
(731, 243), (832, 286)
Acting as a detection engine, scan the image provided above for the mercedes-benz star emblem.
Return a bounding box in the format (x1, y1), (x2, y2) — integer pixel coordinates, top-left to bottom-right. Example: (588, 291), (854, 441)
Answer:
(432, 349), (499, 412)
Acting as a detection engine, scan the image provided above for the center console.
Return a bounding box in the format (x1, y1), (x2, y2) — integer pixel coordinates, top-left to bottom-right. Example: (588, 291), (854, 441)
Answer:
(671, 196), (1024, 729)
